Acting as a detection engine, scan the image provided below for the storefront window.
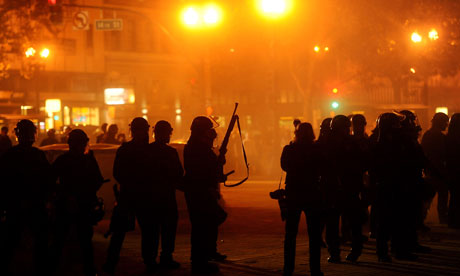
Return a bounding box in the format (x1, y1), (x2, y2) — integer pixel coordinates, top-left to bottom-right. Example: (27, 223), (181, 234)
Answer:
(72, 107), (100, 126)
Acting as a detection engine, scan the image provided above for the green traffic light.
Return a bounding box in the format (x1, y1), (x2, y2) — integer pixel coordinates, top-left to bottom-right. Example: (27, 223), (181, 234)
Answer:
(331, 101), (339, 109)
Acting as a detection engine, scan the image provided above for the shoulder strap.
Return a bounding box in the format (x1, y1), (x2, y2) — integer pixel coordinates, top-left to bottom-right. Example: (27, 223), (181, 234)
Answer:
(224, 116), (249, 188)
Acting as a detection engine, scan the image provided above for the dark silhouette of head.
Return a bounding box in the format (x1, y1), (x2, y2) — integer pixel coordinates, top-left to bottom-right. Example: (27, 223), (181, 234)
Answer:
(318, 117), (332, 141)
(330, 115), (351, 138)
(448, 113), (460, 142)
(101, 123), (108, 133)
(352, 114), (367, 136)
(294, 122), (315, 144)
(377, 112), (403, 142)
(15, 119), (36, 146)
(154, 120), (173, 144)
(293, 119), (301, 128)
(189, 116), (216, 147)
(107, 124), (118, 137)
(47, 128), (56, 138)
(399, 110), (422, 140)
(129, 117), (149, 142)
(431, 112), (449, 131)
(1, 126), (7, 135)
(68, 129), (89, 155)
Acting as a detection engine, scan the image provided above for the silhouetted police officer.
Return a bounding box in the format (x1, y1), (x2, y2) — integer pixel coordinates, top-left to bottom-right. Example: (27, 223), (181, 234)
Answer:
(184, 116), (227, 274)
(421, 113), (449, 224)
(0, 120), (53, 275)
(447, 113), (460, 228)
(372, 112), (404, 262)
(398, 110), (431, 256)
(50, 129), (104, 276)
(322, 115), (365, 263)
(104, 117), (157, 274)
(148, 120), (183, 269)
(281, 122), (323, 276)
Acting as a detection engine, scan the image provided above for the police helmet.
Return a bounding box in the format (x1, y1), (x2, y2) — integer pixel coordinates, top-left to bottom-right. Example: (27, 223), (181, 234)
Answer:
(190, 116), (213, 133)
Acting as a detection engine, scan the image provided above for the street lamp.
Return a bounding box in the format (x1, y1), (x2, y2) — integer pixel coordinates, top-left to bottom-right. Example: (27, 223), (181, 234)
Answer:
(25, 47), (51, 59)
(181, 4), (223, 28)
(428, 29), (439, 41)
(182, 6), (200, 27)
(257, 0), (293, 19)
(25, 47), (36, 58)
(40, 48), (50, 58)
(411, 32), (422, 43)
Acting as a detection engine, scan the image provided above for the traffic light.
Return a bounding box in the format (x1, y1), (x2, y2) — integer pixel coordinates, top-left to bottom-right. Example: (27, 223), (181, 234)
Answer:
(331, 101), (339, 109)
(48, 0), (63, 24)
(329, 86), (340, 110)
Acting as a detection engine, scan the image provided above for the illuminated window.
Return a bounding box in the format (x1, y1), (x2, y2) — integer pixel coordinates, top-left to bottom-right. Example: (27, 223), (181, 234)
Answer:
(436, 107), (448, 115)
(72, 107), (100, 126)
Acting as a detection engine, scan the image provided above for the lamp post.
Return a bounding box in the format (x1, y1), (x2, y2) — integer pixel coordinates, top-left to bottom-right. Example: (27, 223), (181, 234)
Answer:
(180, 3), (223, 110)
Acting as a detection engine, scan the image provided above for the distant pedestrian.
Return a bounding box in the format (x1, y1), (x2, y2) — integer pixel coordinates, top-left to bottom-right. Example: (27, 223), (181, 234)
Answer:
(50, 129), (104, 276)
(281, 122), (323, 276)
(0, 126), (12, 156)
(96, 123), (108, 143)
(60, 126), (72, 144)
(103, 124), (120, 145)
(40, 129), (59, 146)
(0, 120), (53, 275)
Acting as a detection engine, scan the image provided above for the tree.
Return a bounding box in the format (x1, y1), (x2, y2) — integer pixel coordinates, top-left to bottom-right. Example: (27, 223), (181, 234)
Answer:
(0, 0), (53, 79)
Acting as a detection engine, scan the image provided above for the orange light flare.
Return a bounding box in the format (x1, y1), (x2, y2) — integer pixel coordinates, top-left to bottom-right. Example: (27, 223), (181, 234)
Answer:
(332, 88), (338, 94)
(411, 32), (422, 43)
(181, 4), (223, 28)
(40, 48), (50, 58)
(257, 0), (293, 20)
(25, 47), (36, 58)
(410, 67), (416, 74)
(428, 29), (439, 41)
(313, 45), (320, 53)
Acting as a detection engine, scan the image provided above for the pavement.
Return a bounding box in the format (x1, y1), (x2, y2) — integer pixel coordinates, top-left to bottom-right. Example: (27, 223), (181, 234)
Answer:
(8, 180), (460, 275)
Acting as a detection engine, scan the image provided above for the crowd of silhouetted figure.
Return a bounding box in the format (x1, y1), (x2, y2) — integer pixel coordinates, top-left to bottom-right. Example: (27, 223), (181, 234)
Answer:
(0, 116), (226, 276)
(281, 111), (460, 276)
(0, 110), (460, 276)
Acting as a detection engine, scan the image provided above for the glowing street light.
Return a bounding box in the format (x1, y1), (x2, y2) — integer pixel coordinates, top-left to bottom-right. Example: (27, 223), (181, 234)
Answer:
(411, 32), (422, 43)
(410, 67), (416, 74)
(257, 0), (292, 19)
(25, 47), (36, 58)
(40, 48), (50, 58)
(331, 101), (339, 109)
(182, 6), (200, 27)
(181, 4), (222, 28)
(332, 88), (338, 94)
(203, 4), (222, 25)
(428, 29), (439, 40)
(313, 45), (320, 53)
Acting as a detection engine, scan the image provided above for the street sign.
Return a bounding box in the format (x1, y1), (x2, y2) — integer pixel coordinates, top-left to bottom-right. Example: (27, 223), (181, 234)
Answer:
(73, 11), (89, 30)
(95, 19), (123, 31)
